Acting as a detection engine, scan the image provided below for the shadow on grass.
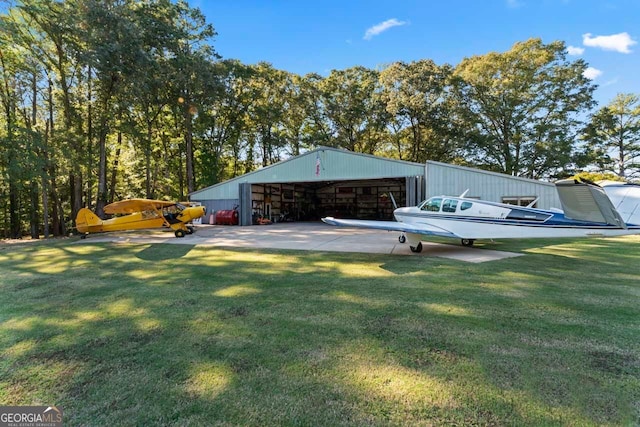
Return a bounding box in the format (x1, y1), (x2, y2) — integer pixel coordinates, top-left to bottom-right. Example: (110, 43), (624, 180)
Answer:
(0, 239), (639, 425)
(135, 244), (195, 261)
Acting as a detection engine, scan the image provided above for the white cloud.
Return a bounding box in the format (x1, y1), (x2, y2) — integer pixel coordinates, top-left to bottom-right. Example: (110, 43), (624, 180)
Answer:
(603, 78), (619, 87)
(583, 67), (602, 80)
(363, 18), (407, 40)
(567, 45), (585, 55)
(582, 32), (637, 53)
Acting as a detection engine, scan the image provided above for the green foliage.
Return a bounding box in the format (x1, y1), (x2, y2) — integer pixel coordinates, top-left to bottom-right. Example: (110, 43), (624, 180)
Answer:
(453, 38), (597, 178)
(570, 171), (627, 183)
(379, 60), (457, 162)
(0, 3), (631, 238)
(581, 93), (640, 179)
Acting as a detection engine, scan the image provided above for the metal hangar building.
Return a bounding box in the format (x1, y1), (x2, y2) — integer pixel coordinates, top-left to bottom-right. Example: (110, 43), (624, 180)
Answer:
(189, 146), (561, 226)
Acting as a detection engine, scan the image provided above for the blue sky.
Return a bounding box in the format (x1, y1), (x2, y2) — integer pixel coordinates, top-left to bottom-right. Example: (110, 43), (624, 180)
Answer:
(194, 0), (639, 107)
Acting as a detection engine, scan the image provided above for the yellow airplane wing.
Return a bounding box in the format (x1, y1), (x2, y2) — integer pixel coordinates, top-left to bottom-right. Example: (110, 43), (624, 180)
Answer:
(104, 199), (177, 215)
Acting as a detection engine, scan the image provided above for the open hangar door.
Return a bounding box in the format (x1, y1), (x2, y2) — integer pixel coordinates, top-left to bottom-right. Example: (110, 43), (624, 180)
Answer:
(239, 176), (423, 225)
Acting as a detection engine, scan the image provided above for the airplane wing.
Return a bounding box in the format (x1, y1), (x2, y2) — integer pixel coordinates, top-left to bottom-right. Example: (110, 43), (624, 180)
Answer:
(321, 217), (460, 239)
(104, 199), (177, 215)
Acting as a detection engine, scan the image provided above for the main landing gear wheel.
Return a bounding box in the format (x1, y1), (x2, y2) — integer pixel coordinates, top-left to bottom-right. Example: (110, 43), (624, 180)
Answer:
(174, 229), (186, 238)
(410, 242), (423, 253)
(186, 226), (195, 234)
(461, 239), (475, 247)
(398, 234), (406, 243)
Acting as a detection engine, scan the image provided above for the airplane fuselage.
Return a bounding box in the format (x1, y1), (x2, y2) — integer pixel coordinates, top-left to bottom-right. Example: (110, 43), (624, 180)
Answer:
(76, 205), (206, 237)
(393, 196), (640, 240)
(79, 211), (167, 233)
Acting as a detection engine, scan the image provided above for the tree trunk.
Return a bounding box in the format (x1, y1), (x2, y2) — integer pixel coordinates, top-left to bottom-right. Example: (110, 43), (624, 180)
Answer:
(30, 181), (39, 239)
(109, 136), (121, 204)
(178, 148), (185, 200)
(9, 172), (20, 239)
(146, 120), (152, 198)
(50, 166), (62, 236)
(96, 127), (108, 218)
(184, 105), (195, 195)
(87, 66), (94, 206)
(42, 172), (49, 238)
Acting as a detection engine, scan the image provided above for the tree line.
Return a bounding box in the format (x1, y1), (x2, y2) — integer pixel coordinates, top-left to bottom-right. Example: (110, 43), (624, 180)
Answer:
(1, 0), (639, 239)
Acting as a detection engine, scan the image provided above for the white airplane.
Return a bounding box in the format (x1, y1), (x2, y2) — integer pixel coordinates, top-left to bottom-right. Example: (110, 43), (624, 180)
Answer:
(322, 178), (640, 253)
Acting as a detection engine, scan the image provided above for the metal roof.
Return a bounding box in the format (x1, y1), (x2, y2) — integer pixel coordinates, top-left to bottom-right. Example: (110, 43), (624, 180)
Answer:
(426, 161), (555, 187)
(190, 147), (426, 200)
(425, 161), (560, 209)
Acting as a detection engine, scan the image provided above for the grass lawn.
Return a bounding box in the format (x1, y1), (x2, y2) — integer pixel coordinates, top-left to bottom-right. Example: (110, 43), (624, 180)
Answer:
(0, 236), (639, 426)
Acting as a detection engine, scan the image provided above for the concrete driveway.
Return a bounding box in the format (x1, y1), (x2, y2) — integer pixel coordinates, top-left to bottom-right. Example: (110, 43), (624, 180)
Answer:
(77, 222), (521, 263)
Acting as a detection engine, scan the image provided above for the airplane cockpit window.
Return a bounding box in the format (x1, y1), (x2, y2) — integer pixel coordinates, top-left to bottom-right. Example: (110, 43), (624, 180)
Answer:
(460, 201), (473, 211)
(442, 199), (458, 213)
(142, 210), (159, 219)
(421, 198), (442, 212)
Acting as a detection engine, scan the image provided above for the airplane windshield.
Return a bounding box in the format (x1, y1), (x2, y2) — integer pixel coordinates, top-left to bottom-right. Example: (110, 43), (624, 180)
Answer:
(420, 198), (442, 212)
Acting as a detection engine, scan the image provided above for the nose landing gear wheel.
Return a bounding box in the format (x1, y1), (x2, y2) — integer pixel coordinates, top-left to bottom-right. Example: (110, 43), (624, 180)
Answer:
(410, 242), (423, 253)
(398, 234), (406, 243)
(174, 229), (186, 238)
(461, 239), (475, 247)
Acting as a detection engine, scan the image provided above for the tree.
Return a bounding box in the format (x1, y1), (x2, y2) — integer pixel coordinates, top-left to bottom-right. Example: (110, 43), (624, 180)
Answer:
(581, 93), (640, 179)
(166, 0), (218, 196)
(194, 59), (254, 186)
(453, 38), (596, 178)
(317, 66), (384, 153)
(0, 44), (22, 238)
(280, 73), (312, 157)
(0, 0), (222, 237)
(379, 60), (456, 162)
(245, 62), (289, 167)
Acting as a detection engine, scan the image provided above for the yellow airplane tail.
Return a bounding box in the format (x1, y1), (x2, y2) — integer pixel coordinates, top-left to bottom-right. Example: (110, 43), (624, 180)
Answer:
(76, 208), (102, 233)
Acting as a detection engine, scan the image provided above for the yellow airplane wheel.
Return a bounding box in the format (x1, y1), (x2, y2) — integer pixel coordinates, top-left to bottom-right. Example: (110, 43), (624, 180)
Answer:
(174, 229), (186, 238)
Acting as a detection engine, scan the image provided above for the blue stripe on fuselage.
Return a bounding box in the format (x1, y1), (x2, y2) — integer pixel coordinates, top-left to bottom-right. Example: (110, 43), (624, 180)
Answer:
(396, 211), (639, 229)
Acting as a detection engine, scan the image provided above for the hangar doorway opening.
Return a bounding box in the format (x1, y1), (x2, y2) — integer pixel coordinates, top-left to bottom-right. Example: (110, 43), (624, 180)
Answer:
(239, 177), (424, 226)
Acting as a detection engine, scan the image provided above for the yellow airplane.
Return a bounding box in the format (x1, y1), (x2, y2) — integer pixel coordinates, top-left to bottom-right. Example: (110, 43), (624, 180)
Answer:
(75, 199), (206, 238)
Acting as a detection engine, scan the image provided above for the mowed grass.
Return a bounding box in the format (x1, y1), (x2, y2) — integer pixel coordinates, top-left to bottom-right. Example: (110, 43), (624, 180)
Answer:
(0, 236), (639, 426)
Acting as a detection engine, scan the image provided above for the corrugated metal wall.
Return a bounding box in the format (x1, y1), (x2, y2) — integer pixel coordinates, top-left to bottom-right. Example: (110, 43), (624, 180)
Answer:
(405, 176), (424, 207)
(239, 183), (252, 226)
(200, 199), (238, 224)
(425, 161), (561, 209)
(190, 147), (425, 201)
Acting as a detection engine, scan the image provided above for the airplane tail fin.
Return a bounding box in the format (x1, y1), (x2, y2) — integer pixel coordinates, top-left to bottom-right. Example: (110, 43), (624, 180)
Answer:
(555, 179), (627, 228)
(75, 208), (102, 233)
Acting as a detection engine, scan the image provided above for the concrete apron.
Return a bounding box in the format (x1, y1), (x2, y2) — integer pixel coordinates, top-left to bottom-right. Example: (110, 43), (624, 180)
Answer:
(76, 222), (521, 263)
